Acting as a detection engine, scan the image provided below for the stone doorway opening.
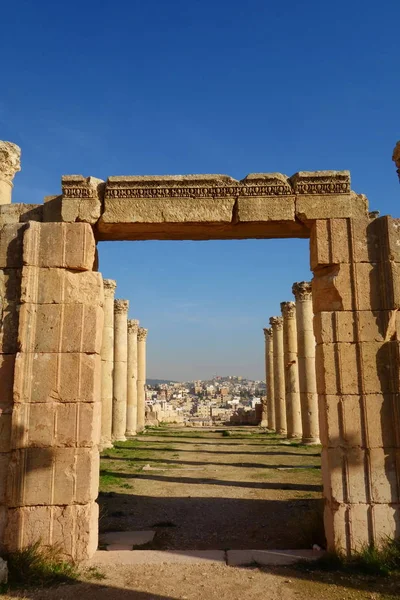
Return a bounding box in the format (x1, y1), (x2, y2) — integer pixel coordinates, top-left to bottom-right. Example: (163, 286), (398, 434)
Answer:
(0, 153), (399, 561)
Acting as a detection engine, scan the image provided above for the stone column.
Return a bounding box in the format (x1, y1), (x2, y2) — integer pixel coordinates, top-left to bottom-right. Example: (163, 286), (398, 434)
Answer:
(0, 141), (21, 205)
(269, 317), (286, 434)
(112, 299), (129, 442)
(100, 279), (116, 449)
(126, 319), (139, 436)
(281, 301), (302, 439)
(292, 282), (320, 444)
(261, 329), (269, 427)
(263, 328), (276, 430)
(136, 327), (148, 433)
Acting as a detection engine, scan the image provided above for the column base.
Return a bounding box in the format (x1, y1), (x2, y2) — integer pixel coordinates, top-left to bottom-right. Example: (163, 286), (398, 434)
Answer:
(260, 420), (269, 428)
(287, 433), (302, 440)
(125, 431), (137, 437)
(112, 435), (127, 442)
(277, 429), (287, 435)
(99, 440), (113, 451)
(301, 437), (321, 445)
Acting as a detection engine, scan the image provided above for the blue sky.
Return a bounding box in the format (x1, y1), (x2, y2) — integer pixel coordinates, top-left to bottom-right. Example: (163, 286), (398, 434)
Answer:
(1, 0), (399, 380)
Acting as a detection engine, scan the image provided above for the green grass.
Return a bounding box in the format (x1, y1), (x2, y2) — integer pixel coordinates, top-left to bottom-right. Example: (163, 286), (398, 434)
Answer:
(4, 542), (79, 588)
(299, 538), (400, 577)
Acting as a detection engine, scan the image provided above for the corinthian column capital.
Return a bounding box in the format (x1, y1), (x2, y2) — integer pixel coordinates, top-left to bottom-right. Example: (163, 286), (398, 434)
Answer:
(128, 319), (140, 334)
(269, 316), (283, 330)
(280, 301), (296, 318)
(114, 299), (129, 314)
(0, 141), (21, 204)
(292, 281), (312, 302)
(137, 327), (148, 341)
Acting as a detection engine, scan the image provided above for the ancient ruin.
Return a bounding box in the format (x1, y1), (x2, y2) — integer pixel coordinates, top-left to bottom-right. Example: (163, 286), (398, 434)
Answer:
(0, 140), (399, 562)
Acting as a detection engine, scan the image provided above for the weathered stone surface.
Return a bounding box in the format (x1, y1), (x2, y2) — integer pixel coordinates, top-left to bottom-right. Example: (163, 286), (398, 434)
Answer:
(13, 352), (101, 403)
(0, 224), (26, 268)
(0, 268), (22, 306)
(0, 355), (15, 406)
(20, 268), (103, 306)
(137, 327), (148, 433)
(0, 204), (43, 226)
(319, 393), (399, 450)
(61, 176), (103, 224)
(0, 305), (19, 354)
(0, 454), (10, 503)
(5, 502), (99, 559)
(11, 402), (101, 448)
(23, 222), (95, 270)
(313, 310), (400, 344)
(18, 304), (103, 354)
(297, 192), (368, 221)
(311, 262), (400, 312)
(316, 341), (400, 395)
(237, 196), (295, 222)
(7, 447), (99, 506)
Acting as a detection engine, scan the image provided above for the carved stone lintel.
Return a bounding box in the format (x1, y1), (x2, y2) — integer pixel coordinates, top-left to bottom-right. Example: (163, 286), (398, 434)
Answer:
(269, 316), (283, 330)
(137, 327), (148, 341)
(103, 279), (117, 296)
(128, 319), (140, 334)
(62, 174), (104, 200)
(114, 299), (129, 314)
(393, 141), (400, 182)
(290, 170), (350, 195)
(0, 141), (21, 183)
(280, 301), (296, 318)
(292, 281), (312, 302)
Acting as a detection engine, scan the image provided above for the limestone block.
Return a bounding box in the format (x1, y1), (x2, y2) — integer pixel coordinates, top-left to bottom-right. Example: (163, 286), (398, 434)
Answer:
(310, 218), (380, 269)
(23, 222), (96, 271)
(0, 305), (19, 354)
(0, 453), (10, 503)
(0, 224), (26, 268)
(323, 447), (368, 503)
(20, 268), (103, 306)
(61, 176), (103, 224)
(7, 447), (99, 506)
(0, 204), (43, 227)
(0, 506), (7, 550)
(236, 196), (295, 222)
(369, 448), (399, 503)
(0, 355), (15, 406)
(5, 502), (99, 559)
(297, 193), (367, 221)
(18, 304), (103, 354)
(316, 341), (400, 395)
(0, 268), (22, 306)
(101, 175), (240, 225)
(0, 411), (12, 452)
(371, 504), (400, 544)
(313, 311), (398, 345)
(13, 352), (101, 403)
(11, 401), (101, 448)
(312, 262), (392, 312)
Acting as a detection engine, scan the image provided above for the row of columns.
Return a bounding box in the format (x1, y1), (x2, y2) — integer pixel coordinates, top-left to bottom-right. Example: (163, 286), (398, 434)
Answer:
(100, 279), (148, 449)
(263, 281), (320, 444)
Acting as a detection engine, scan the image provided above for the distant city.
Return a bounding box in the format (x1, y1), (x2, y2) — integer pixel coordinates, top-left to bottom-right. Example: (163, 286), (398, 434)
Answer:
(145, 376), (266, 427)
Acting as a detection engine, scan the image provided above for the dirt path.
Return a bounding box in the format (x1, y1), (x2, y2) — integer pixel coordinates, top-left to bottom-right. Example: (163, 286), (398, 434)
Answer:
(99, 426), (324, 549)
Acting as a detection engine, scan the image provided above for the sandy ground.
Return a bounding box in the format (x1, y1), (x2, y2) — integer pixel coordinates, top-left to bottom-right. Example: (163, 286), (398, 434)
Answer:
(99, 427), (324, 549)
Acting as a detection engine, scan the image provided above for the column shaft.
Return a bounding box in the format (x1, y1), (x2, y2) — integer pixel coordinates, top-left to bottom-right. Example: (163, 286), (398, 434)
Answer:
(292, 282), (320, 444)
(270, 317), (286, 434)
(112, 299), (129, 442)
(281, 302), (302, 439)
(136, 328), (148, 432)
(100, 279), (116, 449)
(264, 328), (276, 430)
(126, 319), (139, 436)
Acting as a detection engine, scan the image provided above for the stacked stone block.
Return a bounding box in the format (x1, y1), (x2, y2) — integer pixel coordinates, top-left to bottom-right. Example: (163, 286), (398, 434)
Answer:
(311, 216), (400, 552)
(4, 222), (102, 559)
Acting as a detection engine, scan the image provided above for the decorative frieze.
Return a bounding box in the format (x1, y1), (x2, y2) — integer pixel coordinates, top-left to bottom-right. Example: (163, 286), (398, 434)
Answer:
(62, 175), (104, 200)
(290, 171), (350, 195)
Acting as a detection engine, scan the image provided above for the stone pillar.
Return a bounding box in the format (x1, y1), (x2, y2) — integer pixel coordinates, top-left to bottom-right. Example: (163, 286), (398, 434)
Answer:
(136, 327), (148, 432)
(261, 329), (269, 427)
(292, 282), (320, 444)
(126, 319), (139, 436)
(263, 328), (276, 430)
(0, 141), (21, 205)
(269, 317), (286, 434)
(100, 279), (116, 449)
(281, 301), (302, 439)
(112, 299), (129, 442)
(4, 222), (102, 560)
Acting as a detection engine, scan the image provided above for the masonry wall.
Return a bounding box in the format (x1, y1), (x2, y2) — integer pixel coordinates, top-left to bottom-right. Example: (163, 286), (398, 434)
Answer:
(312, 216), (400, 552)
(1, 222), (103, 560)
